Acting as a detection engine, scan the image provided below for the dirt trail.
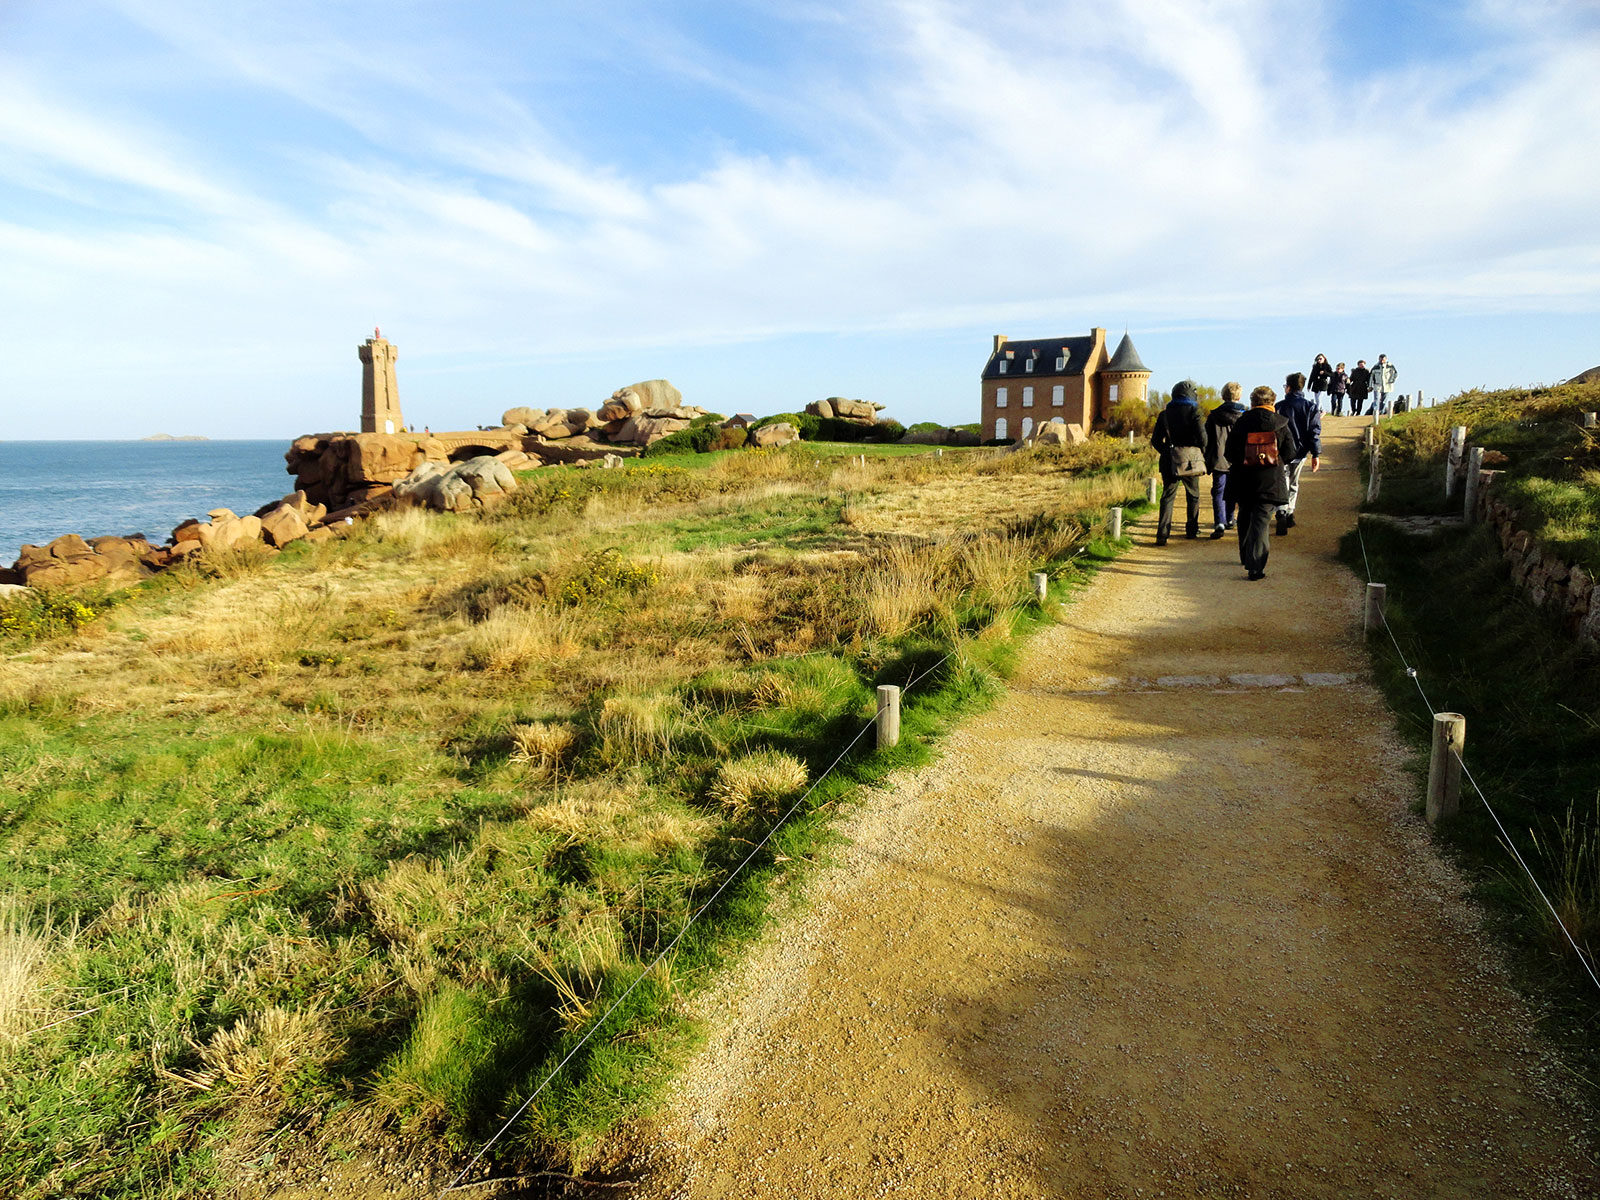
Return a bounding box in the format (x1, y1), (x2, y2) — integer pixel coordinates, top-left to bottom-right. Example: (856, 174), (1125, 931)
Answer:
(630, 419), (1598, 1199)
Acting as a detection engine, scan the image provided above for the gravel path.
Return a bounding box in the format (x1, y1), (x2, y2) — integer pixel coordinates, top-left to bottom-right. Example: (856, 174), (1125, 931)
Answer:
(627, 418), (1598, 1199)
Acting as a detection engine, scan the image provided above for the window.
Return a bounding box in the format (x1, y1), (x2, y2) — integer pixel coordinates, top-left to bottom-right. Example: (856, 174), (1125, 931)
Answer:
(1052, 385), (1064, 406)
(996, 387), (1008, 408)
(1021, 417), (1034, 437)
(998, 360), (1007, 374)
(1025, 359), (1034, 372)
(1056, 355), (1066, 370)
(994, 417), (1007, 440)
(1109, 383), (1120, 405)
(1022, 386), (1033, 407)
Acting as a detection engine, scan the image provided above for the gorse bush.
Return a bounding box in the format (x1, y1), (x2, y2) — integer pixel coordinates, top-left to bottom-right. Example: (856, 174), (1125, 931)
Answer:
(0, 590), (103, 644)
(559, 547), (661, 606)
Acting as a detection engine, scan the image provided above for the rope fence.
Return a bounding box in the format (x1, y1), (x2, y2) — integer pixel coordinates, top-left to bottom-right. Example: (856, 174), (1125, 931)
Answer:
(1354, 504), (1600, 996)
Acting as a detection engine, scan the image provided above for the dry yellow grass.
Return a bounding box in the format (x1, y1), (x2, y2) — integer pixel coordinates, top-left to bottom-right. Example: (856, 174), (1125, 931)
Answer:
(708, 750), (809, 818)
(0, 898), (57, 1049)
(509, 720), (578, 776)
(462, 604), (585, 672)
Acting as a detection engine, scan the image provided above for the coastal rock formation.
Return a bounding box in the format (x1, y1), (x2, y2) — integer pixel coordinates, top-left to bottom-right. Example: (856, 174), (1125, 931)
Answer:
(750, 421), (799, 448)
(285, 432), (449, 510)
(13, 533), (165, 589)
(502, 406), (546, 429)
(393, 455), (518, 513)
(1033, 418), (1088, 446)
(807, 397), (884, 424)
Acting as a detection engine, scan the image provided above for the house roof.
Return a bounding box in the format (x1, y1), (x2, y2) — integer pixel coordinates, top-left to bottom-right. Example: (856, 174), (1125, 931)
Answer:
(1105, 332), (1149, 374)
(981, 335), (1099, 380)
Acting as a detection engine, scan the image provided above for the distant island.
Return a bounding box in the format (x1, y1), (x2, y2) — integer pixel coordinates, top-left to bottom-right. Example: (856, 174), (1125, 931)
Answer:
(141, 434), (210, 442)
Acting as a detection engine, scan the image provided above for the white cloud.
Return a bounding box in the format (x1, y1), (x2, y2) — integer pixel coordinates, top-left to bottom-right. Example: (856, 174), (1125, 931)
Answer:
(0, 0), (1596, 436)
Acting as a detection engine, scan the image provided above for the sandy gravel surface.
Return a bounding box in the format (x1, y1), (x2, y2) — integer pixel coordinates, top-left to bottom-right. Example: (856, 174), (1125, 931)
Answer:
(627, 418), (1598, 1199)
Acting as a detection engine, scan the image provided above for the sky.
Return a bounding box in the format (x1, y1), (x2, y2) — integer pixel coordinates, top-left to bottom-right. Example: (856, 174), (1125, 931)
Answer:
(1, 0), (1597, 439)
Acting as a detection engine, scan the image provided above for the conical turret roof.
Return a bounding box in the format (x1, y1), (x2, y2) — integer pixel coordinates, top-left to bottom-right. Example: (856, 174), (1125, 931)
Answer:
(1105, 332), (1148, 374)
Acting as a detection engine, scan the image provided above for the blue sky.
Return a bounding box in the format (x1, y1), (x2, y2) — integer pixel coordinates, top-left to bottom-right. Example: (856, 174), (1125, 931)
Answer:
(1, 0), (1597, 439)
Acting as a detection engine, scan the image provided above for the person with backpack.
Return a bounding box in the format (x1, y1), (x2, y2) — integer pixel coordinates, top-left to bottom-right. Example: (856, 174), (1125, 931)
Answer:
(1149, 379), (1207, 544)
(1204, 381), (1247, 538)
(1349, 360), (1371, 415)
(1224, 385), (1300, 580)
(1329, 362), (1349, 417)
(1274, 372), (1322, 535)
(1308, 354), (1333, 412)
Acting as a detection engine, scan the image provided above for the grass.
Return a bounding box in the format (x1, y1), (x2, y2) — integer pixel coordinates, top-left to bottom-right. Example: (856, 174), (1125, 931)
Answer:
(1347, 470), (1600, 1096)
(0, 434), (1153, 1197)
(1370, 379), (1600, 572)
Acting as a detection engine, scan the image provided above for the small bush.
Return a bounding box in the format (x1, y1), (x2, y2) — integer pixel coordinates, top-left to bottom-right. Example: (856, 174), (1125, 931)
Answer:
(709, 425), (747, 451)
(707, 750), (808, 818)
(559, 547), (660, 606)
(1108, 396), (1158, 436)
(0, 590), (103, 643)
(596, 693), (684, 765)
(640, 414), (729, 458)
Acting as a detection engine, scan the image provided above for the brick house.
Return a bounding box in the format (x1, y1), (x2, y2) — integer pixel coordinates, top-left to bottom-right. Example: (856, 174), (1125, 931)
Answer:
(980, 328), (1150, 442)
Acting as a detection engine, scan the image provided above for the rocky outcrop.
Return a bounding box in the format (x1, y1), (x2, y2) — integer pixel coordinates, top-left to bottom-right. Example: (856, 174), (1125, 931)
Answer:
(1033, 419), (1088, 446)
(285, 433), (450, 510)
(12, 533), (167, 590)
(393, 456), (519, 513)
(750, 422), (799, 448)
(807, 397), (884, 424)
(502, 406), (546, 429)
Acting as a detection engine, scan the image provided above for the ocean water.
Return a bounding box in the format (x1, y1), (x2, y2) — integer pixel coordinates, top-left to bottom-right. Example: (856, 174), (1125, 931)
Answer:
(0, 441), (295, 563)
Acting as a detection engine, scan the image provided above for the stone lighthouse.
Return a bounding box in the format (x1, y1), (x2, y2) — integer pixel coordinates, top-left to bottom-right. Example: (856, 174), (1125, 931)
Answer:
(358, 327), (403, 434)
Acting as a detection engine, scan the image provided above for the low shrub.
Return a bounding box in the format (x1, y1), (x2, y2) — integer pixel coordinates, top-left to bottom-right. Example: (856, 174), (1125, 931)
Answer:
(707, 750), (808, 818)
(0, 589), (105, 643)
(640, 414), (729, 457)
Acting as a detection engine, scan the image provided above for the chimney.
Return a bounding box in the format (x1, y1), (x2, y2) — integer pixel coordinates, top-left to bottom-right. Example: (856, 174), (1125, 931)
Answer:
(993, 335), (1008, 355)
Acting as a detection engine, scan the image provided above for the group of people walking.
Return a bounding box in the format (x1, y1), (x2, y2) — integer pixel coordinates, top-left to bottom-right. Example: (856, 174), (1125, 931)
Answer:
(1306, 353), (1398, 416)
(1150, 374), (1322, 581)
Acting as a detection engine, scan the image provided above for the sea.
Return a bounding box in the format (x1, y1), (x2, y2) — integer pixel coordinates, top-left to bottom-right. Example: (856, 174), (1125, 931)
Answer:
(0, 440), (294, 564)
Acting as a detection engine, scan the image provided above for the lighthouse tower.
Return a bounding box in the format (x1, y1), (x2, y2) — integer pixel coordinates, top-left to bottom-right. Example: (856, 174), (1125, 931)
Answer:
(358, 327), (403, 434)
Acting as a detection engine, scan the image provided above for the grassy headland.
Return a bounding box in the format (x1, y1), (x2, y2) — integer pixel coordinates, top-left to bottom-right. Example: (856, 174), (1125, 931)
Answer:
(0, 439), (1152, 1197)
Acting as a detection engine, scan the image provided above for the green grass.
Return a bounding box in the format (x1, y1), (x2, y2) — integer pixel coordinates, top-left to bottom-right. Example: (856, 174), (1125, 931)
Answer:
(0, 439), (1152, 1196)
(1370, 380), (1600, 572)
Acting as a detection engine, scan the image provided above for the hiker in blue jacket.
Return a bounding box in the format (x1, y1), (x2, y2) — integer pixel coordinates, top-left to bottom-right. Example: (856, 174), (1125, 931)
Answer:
(1274, 372), (1321, 536)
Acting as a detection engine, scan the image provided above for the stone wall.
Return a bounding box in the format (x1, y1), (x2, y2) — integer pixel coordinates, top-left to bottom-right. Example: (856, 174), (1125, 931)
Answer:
(1476, 472), (1600, 644)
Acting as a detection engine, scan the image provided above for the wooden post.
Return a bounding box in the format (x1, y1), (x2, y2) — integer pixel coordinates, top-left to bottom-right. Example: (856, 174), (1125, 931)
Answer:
(1109, 506), (1123, 540)
(1148, 476), (1160, 504)
(1031, 571), (1048, 603)
(1426, 712), (1466, 826)
(875, 685), (901, 750)
(1364, 426), (1374, 450)
(1128, 431), (1135, 445)
(1418, 389), (1425, 408)
(935, 447), (943, 458)
(1366, 442), (1381, 504)
(1463, 446), (1485, 523)
(1445, 425), (1465, 499)
(1363, 582), (1386, 632)
(1585, 412), (1597, 429)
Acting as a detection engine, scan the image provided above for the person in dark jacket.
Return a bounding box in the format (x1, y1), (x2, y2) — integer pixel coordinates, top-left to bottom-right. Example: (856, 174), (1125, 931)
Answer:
(1329, 362), (1349, 417)
(1349, 360), (1371, 414)
(1203, 381), (1246, 538)
(1274, 372), (1322, 535)
(1224, 385), (1299, 580)
(1308, 355), (1333, 412)
(1149, 379), (1207, 544)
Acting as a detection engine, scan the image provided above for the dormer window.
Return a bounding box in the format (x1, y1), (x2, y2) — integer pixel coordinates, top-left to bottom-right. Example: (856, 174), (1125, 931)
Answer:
(1056, 355), (1066, 371)
(1025, 359), (1034, 372)
(998, 360), (1007, 374)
